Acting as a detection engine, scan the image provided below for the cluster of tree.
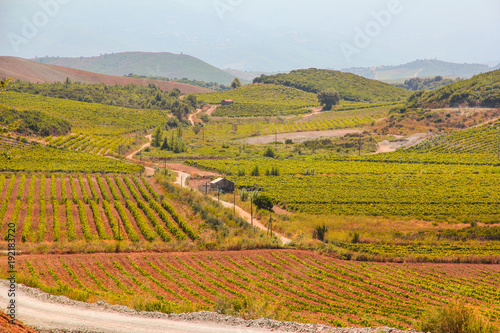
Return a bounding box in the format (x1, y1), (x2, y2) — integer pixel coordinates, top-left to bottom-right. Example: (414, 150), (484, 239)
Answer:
(7, 79), (184, 110)
(394, 76), (460, 91)
(253, 68), (408, 102)
(404, 69), (500, 109)
(125, 74), (231, 91)
(0, 106), (71, 136)
(151, 126), (187, 153)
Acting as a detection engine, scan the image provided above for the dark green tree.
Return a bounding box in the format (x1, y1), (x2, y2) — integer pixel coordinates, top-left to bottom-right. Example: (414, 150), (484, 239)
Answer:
(253, 194), (274, 212)
(231, 78), (242, 89)
(152, 126), (162, 147)
(318, 89), (341, 110)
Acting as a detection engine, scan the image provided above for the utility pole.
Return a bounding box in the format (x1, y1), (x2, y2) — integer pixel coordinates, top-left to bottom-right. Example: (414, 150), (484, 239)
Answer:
(164, 157), (167, 175)
(217, 185), (220, 203)
(233, 190), (236, 215)
(358, 138), (362, 156)
(269, 213), (273, 238)
(275, 126), (277, 148)
(250, 196), (253, 227)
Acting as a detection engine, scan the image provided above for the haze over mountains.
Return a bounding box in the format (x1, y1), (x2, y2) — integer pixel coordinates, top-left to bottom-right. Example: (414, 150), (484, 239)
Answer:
(0, 56), (212, 94)
(343, 59), (500, 82)
(34, 52), (237, 85)
(21, 52), (500, 87)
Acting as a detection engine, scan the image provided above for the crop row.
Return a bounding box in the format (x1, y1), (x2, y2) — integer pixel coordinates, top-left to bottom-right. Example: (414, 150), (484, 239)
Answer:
(14, 250), (500, 329)
(48, 134), (134, 156)
(0, 174), (198, 243)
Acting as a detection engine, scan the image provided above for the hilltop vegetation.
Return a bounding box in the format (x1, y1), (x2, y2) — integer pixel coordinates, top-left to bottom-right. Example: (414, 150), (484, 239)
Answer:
(406, 69), (500, 108)
(7, 80), (182, 111)
(35, 52), (237, 85)
(126, 74), (230, 91)
(253, 68), (409, 102)
(394, 76), (460, 91)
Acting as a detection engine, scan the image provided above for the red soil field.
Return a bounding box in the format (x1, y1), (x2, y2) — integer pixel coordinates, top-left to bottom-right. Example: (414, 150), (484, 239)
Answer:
(8, 250), (500, 330)
(0, 56), (212, 95)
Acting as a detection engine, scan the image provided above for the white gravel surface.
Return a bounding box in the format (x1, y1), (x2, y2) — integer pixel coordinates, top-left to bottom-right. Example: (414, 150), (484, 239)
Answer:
(1, 280), (421, 333)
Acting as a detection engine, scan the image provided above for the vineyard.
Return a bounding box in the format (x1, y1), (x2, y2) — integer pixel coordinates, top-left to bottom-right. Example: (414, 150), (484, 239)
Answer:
(0, 173), (199, 244)
(8, 250), (500, 329)
(45, 133), (137, 155)
(187, 157), (500, 222)
(408, 119), (500, 156)
(200, 84), (320, 117)
(0, 92), (168, 135)
(0, 146), (143, 173)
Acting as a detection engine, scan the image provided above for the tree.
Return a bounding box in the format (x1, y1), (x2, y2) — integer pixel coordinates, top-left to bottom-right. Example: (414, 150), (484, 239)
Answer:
(253, 194), (274, 212)
(231, 78), (242, 89)
(185, 94), (197, 108)
(161, 137), (169, 150)
(152, 126), (162, 147)
(318, 89), (340, 110)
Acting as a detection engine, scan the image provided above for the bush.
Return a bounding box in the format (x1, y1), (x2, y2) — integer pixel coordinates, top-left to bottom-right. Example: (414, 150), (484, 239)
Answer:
(253, 194), (274, 212)
(313, 224), (328, 242)
(263, 147), (275, 158)
(419, 302), (497, 333)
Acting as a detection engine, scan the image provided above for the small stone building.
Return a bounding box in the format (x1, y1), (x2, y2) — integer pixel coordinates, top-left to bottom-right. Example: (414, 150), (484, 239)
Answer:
(221, 99), (234, 105)
(210, 178), (235, 193)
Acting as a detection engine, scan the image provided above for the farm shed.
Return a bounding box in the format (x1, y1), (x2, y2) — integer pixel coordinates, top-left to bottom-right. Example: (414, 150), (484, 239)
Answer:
(221, 99), (234, 105)
(210, 178), (235, 193)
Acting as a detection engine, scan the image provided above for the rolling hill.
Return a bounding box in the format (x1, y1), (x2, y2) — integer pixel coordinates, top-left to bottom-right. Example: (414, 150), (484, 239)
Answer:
(408, 69), (500, 108)
(33, 52), (237, 85)
(0, 56), (211, 94)
(344, 59), (497, 82)
(253, 68), (409, 102)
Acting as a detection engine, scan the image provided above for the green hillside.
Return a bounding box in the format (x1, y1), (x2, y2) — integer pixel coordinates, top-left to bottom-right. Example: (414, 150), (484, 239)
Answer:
(253, 68), (409, 102)
(0, 91), (168, 135)
(408, 69), (500, 108)
(34, 52), (237, 85)
(199, 84), (320, 117)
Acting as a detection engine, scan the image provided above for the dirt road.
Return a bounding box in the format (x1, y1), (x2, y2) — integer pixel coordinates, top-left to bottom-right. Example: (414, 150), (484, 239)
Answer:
(125, 134), (155, 176)
(375, 132), (432, 153)
(242, 129), (362, 144)
(0, 282), (287, 333)
(170, 166), (291, 244)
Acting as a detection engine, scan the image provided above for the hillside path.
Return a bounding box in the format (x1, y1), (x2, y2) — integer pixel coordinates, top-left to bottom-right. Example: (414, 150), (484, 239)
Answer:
(171, 166), (291, 245)
(125, 134), (154, 176)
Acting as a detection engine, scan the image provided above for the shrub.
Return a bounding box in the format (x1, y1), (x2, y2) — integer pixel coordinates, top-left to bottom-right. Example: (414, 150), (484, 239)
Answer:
(419, 302), (496, 333)
(313, 224), (328, 242)
(263, 147), (275, 158)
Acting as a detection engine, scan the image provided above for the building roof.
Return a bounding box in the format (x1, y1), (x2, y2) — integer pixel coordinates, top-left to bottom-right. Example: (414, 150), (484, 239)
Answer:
(210, 178), (225, 184)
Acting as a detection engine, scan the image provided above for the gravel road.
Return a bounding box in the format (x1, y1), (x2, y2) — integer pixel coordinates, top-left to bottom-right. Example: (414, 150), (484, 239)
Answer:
(1, 281), (421, 333)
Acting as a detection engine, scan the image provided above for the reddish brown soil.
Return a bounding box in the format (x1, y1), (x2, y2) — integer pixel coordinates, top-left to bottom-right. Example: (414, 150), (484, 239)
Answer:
(0, 311), (38, 333)
(0, 56), (212, 94)
(12, 250), (500, 328)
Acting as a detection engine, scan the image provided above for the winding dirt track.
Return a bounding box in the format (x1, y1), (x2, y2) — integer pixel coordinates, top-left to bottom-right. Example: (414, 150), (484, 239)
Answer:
(0, 282), (273, 333)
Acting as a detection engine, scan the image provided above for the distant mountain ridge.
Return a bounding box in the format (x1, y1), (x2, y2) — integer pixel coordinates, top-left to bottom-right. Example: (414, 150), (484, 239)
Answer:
(33, 52), (237, 85)
(343, 59), (498, 82)
(0, 56), (212, 94)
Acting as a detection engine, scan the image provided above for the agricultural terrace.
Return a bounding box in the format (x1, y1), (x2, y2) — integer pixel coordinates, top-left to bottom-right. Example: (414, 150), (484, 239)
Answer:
(6, 250), (500, 330)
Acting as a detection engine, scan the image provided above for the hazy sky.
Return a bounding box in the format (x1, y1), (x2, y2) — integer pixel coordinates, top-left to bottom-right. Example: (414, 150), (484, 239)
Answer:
(1, 0), (499, 71)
